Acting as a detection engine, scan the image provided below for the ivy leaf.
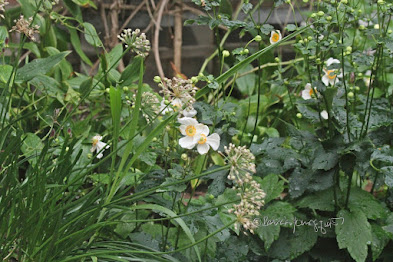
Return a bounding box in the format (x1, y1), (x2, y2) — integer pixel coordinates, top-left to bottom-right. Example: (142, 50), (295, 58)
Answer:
(285, 24), (297, 32)
(312, 150), (338, 171)
(336, 209), (372, 262)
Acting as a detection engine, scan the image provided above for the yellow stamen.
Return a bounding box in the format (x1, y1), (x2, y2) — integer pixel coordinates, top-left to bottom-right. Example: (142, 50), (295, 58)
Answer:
(185, 125), (196, 136)
(309, 88), (315, 96)
(92, 138), (99, 146)
(271, 33), (280, 42)
(326, 69), (336, 80)
(198, 134), (207, 144)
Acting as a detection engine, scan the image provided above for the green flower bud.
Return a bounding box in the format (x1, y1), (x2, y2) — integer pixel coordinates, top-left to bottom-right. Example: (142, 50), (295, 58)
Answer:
(298, 39), (304, 44)
(181, 153), (188, 161)
(123, 86), (129, 92)
(243, 48), (249, 54)
(327, 16), (332, 21)
(346, 46), (352, 52)
(311, 13), (317, 18)
(296, 113), (303, 119)
(359, 25), (366, 30)
(153, 76), (161, 83)
(341, 0), (348, 4)
(388, 29), (393, 34)
(355, 86), (360, 91)
(275, 57), (280, 63)
(254, 35), (262, 42)
(377, 0), (385, 5)
(303, 0), (309, 3)
(374, 24), (380, 30)
(105, 88), (110, 93)
(357, 73), (363, 77)
(191, 76), (198, 83)
(348, 91), (354, 98)
(222, 50), (230, 57)
(317, 11), (325, 17)
(308, 36), (313, 40)
(164, 99), (170, 105)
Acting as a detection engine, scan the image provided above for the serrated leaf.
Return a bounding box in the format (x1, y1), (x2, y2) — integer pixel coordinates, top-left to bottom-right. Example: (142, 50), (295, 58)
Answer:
(16, 51), (71, 81)
(347, 187), (385, 220)
(312, 151), (338, 171)
(371, 224), (390, 261)
(295, 189), (336, 211)
(336, 209), (371, 262)
(258, 174), (284, 204)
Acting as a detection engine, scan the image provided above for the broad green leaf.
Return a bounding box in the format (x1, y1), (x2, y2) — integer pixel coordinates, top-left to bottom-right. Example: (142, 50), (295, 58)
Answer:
(79, 77), (93, 97)
(267, 226), (318, 260)
(235, 64), (255, 95)
(15, 51), (71, 81)
(69, 28), (93, 66)
(295, 189), (336, 211)
(83, 22), (103, 47)
(371, 224), (390, 261)
(258, 174), (284, 204)
(0, 65), (13, 83)
(336, 209), (372, 262)
(347, 187), (385, 220)
(108, 44), (123, 69)
(29, 75), (64, 104)
(312, 150), (338, 171)
(72, 0), (97, 9)
(21, 133), (44, 166)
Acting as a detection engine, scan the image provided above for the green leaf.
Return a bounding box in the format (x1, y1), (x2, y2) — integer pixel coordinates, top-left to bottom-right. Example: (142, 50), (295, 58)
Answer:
(371, 224), (390, 261)
(336, 209), (372, 262)
(295, 189), (336, 211)
(312, 150), (338, 171)
(131, 204), (202, 262)
(79, 77), (93, 97)
(258, 174), (284, 204)
(347, 187), (386, 220)
(0, 65), (13, 83)
(235, 64), (255, 95)
(83, 22), (103, 47)
(69, 27), (93, 66)
(285, 24), (297, 31)
(257, 202), (296, 251)
(29, 75), (64, 104)
(21, 133), (44, 166)
(72, 0), (97, 9)
(119, 56), (143, 87)
(16, 51), (71, 82)
(267, 226), (318, 260)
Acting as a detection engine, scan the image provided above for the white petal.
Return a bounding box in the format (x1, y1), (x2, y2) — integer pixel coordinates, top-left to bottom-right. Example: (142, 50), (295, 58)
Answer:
(90, 145), (97, 153)
(178, 117), (198, 126)
(301, 89), (311, 100)
(195, 124), (209, 136)
(97, 152), (104, 159)
(159, 100), (172, 115)
(197, 143), (210, 155)
(322, 75), (329, 86)
(320, 110), (328, 120)
(97, 141), (107, 150)
(179, 136), (197, 149)
(326, 58), (340, 66)
(206, 133), (220, 151)
(182, 108), (197, 118)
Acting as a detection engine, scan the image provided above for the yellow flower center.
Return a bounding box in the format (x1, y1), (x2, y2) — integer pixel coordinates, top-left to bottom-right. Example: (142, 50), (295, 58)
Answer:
(198, 134), (207, 144)
(92, 138), (99, 146)
(309, 88), (315, 96)
(271, 32), (280, 42)
(326, 69), (336, 80)
(173, 103), (181, 112)
(186, 125), (196, 136)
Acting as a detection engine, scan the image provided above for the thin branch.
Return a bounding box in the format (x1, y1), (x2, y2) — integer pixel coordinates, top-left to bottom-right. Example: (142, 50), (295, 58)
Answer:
(153, 0), (169, 79)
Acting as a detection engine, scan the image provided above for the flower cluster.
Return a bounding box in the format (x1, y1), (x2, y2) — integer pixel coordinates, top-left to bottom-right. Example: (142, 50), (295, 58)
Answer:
(118, 28), (150, 57)
(132, 92), (160, 123)
(10, 15), (40, 42)
(158, 77), (198, 117)
(0, 0), (8, 19)
(91, 135), (110, 159)
(178, 117), (220, 155)
(301, 83), (319, 100)
(224, 144), (266, 234)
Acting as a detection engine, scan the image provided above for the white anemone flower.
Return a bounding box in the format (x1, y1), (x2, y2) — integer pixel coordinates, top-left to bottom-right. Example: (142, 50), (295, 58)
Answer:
(322, 58), (342, 86)
(178, 117), (208, 149)
(194, 130), (220, 155)
(270, 30), (282, 45)
(320, 110), (328, 120)
(301, 83), (319, 100)
(91, 135), (110, 159)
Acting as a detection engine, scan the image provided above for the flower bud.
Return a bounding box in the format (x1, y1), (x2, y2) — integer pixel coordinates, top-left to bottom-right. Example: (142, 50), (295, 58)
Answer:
(222, 50), (230, 57)
(348, 91), (354, 98)
(153, 76), (161, 83)
(123, 86), (129, 92)
(296, 113), (303, 119)
(374, 24), (380, 30)
(317, 11), (324, 16)
(254, 35), (262, 42)
(181, 153), (188, 161)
